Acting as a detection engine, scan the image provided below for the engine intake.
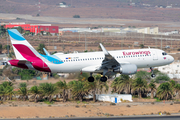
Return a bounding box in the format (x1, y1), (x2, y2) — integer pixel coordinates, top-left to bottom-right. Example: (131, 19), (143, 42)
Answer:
(113, 64), (137, 75)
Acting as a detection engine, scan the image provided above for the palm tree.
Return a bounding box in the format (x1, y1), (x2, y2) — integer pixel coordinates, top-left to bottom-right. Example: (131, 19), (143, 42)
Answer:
(3, 45), (10, 54)
(70, 80), (89, 102)
(39, 83), (57, 102)
(111, 75), (132, 94)
(156, 82), (173, 100)
(15, 26), (24, 34)
(29, 86), (41, 103)
(174, 84), (180, 99)
(19, 83), (27, 88)
(4, 86), (14, 100)
(148, 80), (156, 99)
(0, 44), (2, 53)
(135, 71), (151, 81)
(36, 44), (47, 55)
(89, 74), (109, 102)
(68, 80), (77, 100)
(18, 87), (28, 101)
(132, 77), (147, 99)
(0, 84), (5, 101)
(0, 25), (7, 37)
(2, 81), (13, 88)
(56, 80), (68, 102)
(0, 82), (14, 101)
(18, 82), (28, 101)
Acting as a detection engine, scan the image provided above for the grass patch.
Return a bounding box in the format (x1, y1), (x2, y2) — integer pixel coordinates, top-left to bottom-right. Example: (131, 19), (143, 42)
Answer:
(154, 97), (161, 102)
(82, 101), (88, 104)
(143, 97), (151, 99)
(76, 101), (81, 104)
(43, 100), (54, 105)
(132, 95), (138, 98)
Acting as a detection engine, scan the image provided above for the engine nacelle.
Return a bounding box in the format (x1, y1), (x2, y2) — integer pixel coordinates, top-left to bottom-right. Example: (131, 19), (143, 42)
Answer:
(113, 64), (137, 75)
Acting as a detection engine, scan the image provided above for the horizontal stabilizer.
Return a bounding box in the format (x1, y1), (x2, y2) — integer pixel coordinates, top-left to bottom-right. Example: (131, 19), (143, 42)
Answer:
(43, 48), (50, 56)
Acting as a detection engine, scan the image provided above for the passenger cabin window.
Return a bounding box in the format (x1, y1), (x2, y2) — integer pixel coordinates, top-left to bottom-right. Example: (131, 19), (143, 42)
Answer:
(162, 52), (167, 55)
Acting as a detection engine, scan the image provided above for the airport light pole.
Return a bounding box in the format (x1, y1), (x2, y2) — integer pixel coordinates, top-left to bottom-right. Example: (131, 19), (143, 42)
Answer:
(85, 32), (87, 51)
(171, 35), (172, 49)
(143, 33), (144, 45)
(161, 35), (162, 49)
(6, 30), (9, 55)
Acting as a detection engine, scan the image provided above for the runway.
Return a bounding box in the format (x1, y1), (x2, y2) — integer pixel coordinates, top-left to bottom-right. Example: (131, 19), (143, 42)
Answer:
(4, 115), (180, 120)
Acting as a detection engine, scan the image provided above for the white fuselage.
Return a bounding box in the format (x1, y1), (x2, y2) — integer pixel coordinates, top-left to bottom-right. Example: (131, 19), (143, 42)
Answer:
(45, 48), (174, 73)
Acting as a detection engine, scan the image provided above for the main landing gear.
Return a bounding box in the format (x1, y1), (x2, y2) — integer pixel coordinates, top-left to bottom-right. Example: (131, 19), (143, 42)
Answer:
(87, 73), (107, 82)
(150, 67), (156, 78)
(88, 73), (94, 82)
(100, 76), (107, 82)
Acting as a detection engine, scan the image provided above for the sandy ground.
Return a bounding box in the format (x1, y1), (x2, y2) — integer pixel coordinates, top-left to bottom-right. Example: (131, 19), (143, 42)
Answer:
(0, 102), (180, 119)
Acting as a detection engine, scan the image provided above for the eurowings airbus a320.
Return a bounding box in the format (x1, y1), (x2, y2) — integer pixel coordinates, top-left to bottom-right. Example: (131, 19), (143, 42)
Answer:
(7, 29), (174, 82)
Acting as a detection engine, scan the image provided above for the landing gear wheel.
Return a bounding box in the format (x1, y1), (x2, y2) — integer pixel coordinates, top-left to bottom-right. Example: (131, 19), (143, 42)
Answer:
(150, 67), (156, 78)
(88, 76), (94, 82)
(151, 74), (156, 78)
(100, 76), (107, 82)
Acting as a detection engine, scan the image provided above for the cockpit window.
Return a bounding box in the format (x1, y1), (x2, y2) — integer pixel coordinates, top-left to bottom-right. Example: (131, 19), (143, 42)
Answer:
(162, 52), (167, 55)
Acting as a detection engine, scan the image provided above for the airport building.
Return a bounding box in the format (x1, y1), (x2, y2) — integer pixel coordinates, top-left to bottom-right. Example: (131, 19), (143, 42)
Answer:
(59, 27), (159, 35)
(103, 27), (159, 34)
(158, 61), (180, 79)
(5, 23), (59, 35)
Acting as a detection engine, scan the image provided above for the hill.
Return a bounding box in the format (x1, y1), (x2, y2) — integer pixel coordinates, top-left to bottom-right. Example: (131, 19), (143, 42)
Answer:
(1, 0), (180, 21)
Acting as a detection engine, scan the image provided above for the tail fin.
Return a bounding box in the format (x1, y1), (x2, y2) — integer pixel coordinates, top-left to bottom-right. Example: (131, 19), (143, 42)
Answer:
(8, 29), (40, 60)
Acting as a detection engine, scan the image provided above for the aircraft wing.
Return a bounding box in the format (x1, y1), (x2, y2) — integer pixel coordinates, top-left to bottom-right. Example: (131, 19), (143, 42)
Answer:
(82, 44), (132, 77)
(99, 43), (119, 70)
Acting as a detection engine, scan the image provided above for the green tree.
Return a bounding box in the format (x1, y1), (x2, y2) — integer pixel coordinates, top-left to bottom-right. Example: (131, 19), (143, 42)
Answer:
(78, 73), (89, 81)
(2, 81), (13, 88)
(18, 87), (28, 101)
(155, 73), (170, 83)
(3, 45), (10, 53)
(156, 82), (173, 100)
(4, 86), (14, 100)
(73, 15), (80, 18)
(111, 75), (132, 94)
(29, 86), (41, 103)
(89, 74), (109, 102)
(70, 80), (89, 102)
(140, 44), (144, 48)
(169, 80), (176, 88)
(56, 80), (68, 102)
(62, 1), (66, 5)
(0, 82), (13, 101)
(148, 80), (156, 99)
(36, 43), (47, 55)
(19, 83), (27, 88)
(135, 71), (151, 81)
(12, 26), (24, 34)
(39, 83), (57, 102)
(132, 77), (147, 99)
(0, 85), (6, 101)
(0, 25), (7, 36)
(0, 44), (2, 53)
(68, 80), (76, 100)
(40, 31), (44, 35)
(18, 82), (28, 101)
(174, 84), (180, 99)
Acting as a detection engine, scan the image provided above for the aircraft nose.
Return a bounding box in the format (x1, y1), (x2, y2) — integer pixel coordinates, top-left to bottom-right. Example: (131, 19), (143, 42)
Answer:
(169, 55), (174, 63)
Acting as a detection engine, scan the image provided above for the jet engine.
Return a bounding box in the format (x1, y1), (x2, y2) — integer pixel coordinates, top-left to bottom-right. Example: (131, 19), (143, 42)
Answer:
(113, 64), (137, 75)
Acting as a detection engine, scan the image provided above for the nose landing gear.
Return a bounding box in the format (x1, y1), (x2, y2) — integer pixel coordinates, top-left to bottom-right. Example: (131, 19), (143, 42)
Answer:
(150, 67), (156, 78)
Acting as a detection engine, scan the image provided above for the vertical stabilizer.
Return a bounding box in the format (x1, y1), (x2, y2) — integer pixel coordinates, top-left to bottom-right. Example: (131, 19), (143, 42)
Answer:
(8, 29), (41, 60)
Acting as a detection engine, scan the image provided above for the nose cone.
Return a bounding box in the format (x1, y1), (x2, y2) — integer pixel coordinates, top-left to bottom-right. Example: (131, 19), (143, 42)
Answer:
(169, 55), (174, 63)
